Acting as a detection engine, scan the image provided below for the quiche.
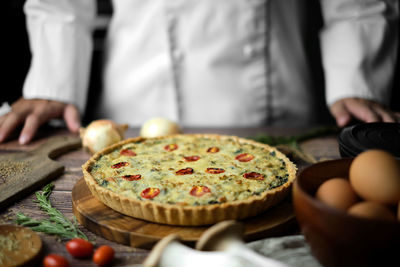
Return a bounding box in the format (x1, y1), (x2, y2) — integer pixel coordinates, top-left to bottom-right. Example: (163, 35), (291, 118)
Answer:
(82, 134), (297, 226)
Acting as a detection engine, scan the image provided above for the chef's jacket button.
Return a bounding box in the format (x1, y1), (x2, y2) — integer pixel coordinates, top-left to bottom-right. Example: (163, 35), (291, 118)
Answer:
(243, 45), (255, 58)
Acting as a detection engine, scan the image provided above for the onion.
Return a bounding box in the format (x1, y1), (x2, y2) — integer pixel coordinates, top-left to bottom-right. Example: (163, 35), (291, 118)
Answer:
(79, 119), (128, 154)
(140, 117), (181, 138)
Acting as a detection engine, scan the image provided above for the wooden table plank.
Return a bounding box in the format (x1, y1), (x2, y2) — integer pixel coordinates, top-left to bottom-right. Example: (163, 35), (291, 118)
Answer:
(0, 126), (340, 266)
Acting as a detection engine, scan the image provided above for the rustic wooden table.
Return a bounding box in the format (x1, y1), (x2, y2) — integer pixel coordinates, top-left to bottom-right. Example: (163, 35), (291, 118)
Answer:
(0, 126), (340, 267)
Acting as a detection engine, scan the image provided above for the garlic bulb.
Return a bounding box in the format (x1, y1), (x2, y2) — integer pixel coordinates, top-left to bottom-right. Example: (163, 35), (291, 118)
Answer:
(140, 117), (181, 138)
(80, 119), (128, 154)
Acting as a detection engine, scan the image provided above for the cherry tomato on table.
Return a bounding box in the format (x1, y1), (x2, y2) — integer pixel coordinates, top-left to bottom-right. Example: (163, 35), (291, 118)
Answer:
(66, 238), (93, 258)
(43, 254), (69, 267)
(93, 245), (115, 266)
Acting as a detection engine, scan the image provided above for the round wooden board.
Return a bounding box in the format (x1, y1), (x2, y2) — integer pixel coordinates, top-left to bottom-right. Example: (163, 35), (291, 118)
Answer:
(72, 178), (296, 249)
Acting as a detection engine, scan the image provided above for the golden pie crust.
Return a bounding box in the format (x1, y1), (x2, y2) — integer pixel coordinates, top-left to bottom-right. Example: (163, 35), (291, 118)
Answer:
(82, 134), (297, 226)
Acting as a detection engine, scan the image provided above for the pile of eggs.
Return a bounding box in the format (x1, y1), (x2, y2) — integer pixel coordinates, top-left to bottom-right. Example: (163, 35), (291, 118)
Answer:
(316, 149), (400, 221)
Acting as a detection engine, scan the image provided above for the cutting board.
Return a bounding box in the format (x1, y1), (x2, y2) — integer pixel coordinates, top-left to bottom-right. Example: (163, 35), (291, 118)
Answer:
(72, 178), (296, 249)
(0, 136), (81, 210)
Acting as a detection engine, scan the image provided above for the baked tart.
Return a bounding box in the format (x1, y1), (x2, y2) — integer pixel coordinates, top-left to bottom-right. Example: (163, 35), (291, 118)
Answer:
(82, 134), (297, 226)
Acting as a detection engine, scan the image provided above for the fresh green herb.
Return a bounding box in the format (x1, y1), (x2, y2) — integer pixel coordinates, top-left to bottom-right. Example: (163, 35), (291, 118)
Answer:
(251, 125), (338, 145)
(100, 180), (109, 187)
(250, 126), (338, 163)
(14, 183), (88, 240)
(234, 148), (244, 154)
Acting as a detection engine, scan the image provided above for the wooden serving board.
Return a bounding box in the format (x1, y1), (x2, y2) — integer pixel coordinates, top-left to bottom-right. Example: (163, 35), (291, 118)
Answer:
(72, 178), (296, 249)
(0, 136), (81, 210)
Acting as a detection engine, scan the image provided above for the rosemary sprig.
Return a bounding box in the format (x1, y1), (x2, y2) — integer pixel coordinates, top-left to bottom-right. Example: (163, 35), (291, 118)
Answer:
(251, 125), (338, 146)
(250, 126), (339, 163)
(15, 183), (88, 240)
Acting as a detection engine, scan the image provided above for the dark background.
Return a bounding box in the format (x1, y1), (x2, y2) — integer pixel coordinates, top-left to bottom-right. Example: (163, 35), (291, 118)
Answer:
(1, 0), (399, 124)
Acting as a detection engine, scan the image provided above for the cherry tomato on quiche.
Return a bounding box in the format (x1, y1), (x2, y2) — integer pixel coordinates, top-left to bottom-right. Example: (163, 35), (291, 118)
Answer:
(243, 172), (264, 180)
(184, 155), (200, 162)
(43, 254), (69, 267)
(66, 238), (93, 258)
(141, 188), (160, 199)
(207, 147), (220, 153)
(120, 149), (136, 156)
(235, 153), (255, 162)
(176, 167), (194, 175)
(111, 161), (129, 168)
(190, 186), (211, 197)
(164, 144), (178, 151)
(205, 168), (225, 174)
(93, 245), (115, 266)
(122, 174), (142, 181)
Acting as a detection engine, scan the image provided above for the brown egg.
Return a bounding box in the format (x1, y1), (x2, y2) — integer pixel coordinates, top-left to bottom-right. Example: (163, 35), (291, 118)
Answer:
(348, 201), (396, 221)
(316, 178), (359, 211)
(349, 149), (400, 205)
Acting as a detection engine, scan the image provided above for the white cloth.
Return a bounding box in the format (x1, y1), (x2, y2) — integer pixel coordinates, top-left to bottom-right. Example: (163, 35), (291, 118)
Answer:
(22, 0), (398, 127)
(247, 235), (322, 267)
(123, 235), (321, 267)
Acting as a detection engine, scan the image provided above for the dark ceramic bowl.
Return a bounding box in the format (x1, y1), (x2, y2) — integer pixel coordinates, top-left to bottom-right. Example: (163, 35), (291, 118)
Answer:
(293, 158), (400, 267)
(339, 122), (400, 159)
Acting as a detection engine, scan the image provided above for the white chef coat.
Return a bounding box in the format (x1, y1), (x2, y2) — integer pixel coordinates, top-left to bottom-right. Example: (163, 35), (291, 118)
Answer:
(22, 0), (398, 127)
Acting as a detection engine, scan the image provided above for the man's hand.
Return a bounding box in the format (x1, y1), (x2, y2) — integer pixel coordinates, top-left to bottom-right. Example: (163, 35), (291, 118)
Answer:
(0, 98), (81, 144)
(330, 98), (400, 127)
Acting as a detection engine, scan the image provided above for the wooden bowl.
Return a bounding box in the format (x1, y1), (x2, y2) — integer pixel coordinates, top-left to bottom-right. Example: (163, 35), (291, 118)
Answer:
(293, 158), (400, 267)
(0, 224), (42, 267)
